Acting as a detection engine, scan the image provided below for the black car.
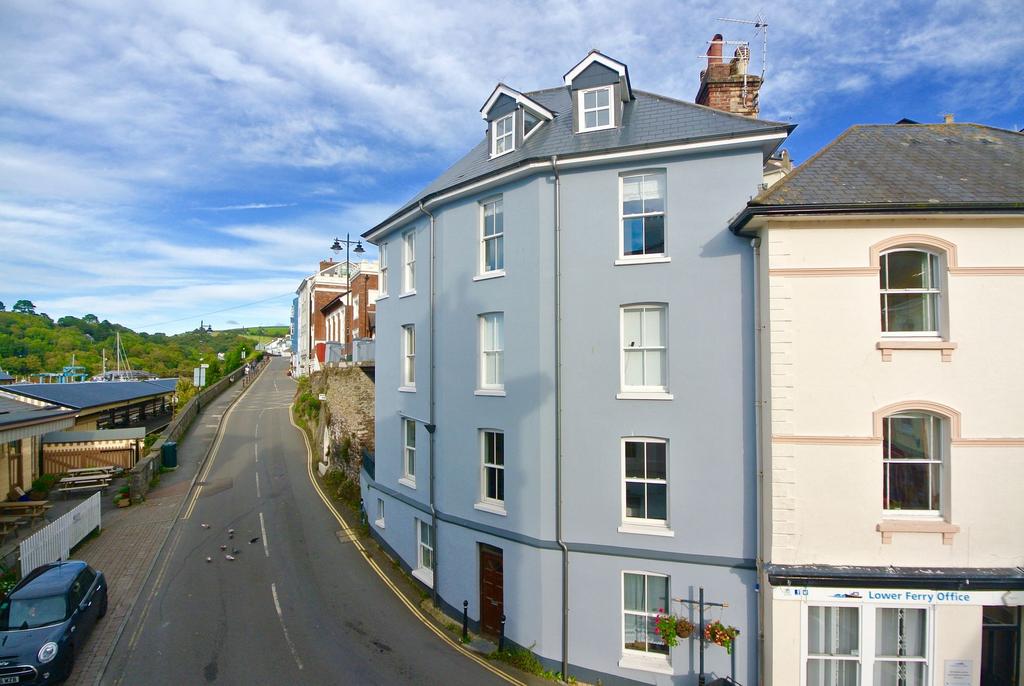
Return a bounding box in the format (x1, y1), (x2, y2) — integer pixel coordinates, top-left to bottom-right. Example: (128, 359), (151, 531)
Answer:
(0, 561), (107, 684)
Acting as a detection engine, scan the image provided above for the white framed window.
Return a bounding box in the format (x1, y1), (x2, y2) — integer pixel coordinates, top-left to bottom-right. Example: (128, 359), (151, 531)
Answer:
(375, 497), (385, 528)
(480, 430), (505, 507)
(804, 604), (930, 686)
(416, 519), (434, 585)
(492, 113), (515, 157)
(620, 305), (667, 393)
(880, 249), (941, 336)
(622, 572), (669, 655)
(402, 231), (416, 294)
(621, 173), (666, 258)
(623, 438), (667, 525)
(523, 110), (541, 139)
(882, 412), (943, 515)
(580, 86), (614, 131)
(379, 242), (388, 296)
(401, 324), (415, 389)
(480, 198), (504, 274)
(402, 418), (416, 482)
(479, 313), (504, 390)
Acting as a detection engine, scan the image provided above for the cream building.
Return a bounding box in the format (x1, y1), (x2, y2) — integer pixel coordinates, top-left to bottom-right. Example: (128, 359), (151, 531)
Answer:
(731, 123), (1024, 686)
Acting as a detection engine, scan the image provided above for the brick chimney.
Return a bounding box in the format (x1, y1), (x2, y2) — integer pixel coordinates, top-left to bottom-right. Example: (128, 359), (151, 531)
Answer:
(695, 34), (763, 117)
(319, 259), (335, 273)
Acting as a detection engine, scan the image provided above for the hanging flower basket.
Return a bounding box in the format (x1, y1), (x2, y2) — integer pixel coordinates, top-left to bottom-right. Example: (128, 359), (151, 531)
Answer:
(704, 620), (740, 654)
(654, 612), (694, 648)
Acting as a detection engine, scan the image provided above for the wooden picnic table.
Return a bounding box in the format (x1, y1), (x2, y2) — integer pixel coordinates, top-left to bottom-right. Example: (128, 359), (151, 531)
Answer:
(0, 501), (49, 510)
(60, 475), (113, 484)
(67, 466), (118, 475)
(0, 515), (28, 525)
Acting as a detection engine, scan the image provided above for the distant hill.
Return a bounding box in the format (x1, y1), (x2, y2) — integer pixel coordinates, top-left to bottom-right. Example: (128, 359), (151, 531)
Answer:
(0, 312), (263, 381)
(218, 326), (289, 345)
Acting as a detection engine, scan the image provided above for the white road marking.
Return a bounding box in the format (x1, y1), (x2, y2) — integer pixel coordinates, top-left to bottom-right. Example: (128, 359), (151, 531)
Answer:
(259, 511), (269, 557)
(271, 583), (304, 671)
(256, 472), (261, 498)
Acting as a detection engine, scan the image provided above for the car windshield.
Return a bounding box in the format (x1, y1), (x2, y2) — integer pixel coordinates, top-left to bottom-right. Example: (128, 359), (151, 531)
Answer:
(0, 595), (68, 630)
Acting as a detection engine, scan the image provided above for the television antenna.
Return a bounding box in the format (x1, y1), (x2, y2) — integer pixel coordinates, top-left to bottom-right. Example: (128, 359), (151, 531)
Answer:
(717, 13), (768, 81)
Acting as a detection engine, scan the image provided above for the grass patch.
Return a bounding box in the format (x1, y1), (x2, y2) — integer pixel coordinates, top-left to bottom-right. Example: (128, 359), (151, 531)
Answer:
(489, 644), (577, 683)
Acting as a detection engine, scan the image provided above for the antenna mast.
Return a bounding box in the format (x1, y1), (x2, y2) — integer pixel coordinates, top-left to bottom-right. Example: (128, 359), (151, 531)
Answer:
(716, 13), (768, 81)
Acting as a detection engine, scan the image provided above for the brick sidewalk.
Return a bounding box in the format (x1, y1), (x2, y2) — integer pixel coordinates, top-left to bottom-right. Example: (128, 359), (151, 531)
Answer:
(63, 371), (258, 686)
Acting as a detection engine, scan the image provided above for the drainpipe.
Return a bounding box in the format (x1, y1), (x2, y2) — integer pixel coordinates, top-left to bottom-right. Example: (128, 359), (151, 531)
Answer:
(418, 201), (440, 608)
(751, 236), (765, 686)
(550, 156), (570, 681)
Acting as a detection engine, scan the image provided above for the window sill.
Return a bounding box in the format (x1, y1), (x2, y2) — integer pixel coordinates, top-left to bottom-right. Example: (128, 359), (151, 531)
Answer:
(876, 339), (957, 362)
(375, 519), (385, 529)
(398, 386), (416, 393)
(411, 567), (434, 588)
(618, 654), (672, 675)
(876, 519), (960, 545)
(473, 270), (506, 282)
(614, 256), (671, 266)
(474, 502), (508, 517)
(376, 294), (389, 301)
(618, 524), (674, 537)
(474, 389), (506, 397)
(489, 148), (515, 160)
(580, 123), (616, 134)
(616, 392), (674, 401)
(398, 477), (416, 490)
(399, 290), (417, 299)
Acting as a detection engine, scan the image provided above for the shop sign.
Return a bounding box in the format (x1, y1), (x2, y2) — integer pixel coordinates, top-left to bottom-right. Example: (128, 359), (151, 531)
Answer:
(774, 586), (1023, 606)
(943, 660), (972, 686)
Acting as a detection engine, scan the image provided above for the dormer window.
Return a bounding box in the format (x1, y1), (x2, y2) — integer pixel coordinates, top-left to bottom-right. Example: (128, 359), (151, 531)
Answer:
(492, 114), (515, 157)
(580, 86), (614, 131)
(523, 111), (540, 139)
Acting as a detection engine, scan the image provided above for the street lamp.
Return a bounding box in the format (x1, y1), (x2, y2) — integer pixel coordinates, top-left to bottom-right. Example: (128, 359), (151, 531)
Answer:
(330, 234), (366, 354)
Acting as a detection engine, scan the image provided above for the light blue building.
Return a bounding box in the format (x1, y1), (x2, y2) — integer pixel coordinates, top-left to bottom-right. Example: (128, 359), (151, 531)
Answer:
(361, 51), (791, 685)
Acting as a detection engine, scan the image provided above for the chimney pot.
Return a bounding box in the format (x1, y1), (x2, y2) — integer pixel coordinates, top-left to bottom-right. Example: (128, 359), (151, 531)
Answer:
(707, 34), (724, 64)
(696, 33), (762, 118)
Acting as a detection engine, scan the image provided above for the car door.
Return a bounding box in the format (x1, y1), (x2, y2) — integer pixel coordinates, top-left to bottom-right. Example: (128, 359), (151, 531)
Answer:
(67, 570), (96, 638)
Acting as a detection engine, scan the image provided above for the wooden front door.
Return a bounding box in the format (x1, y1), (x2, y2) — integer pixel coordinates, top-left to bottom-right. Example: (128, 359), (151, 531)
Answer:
(479, 545), (504, 637)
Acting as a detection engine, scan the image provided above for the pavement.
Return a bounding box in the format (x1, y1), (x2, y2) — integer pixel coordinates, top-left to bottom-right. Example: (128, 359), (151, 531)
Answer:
(63, 364), (263, 686)
(93, 356), (523, 685)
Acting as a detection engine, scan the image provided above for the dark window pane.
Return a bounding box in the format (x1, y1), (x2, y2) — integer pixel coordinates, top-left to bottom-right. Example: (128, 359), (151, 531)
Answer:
(886, 251), (930, 289)
(646, 443), (666, 479)
(494, 432), (504, 465)
(887, 463), (932, 510)
(644, 216), (664, 254)
(625, 442), (644, 477)
(623, 218), (644, 254)
(625, 482), (645, 518)
(486, 468), (498, 500)
(885, 293), (935, 332)
(647, 484), (667, 520)
(496, 469), (504, 501)
(888, 415), (932, 460)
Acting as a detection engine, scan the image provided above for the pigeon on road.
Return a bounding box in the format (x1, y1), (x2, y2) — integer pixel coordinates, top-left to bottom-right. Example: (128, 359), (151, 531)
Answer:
(225, 555), (236, 561)
(249, 537), (260, 544)
(206, 556), (212, 563)
(220, 545), (227, 551)
(201, 523), (210, 529)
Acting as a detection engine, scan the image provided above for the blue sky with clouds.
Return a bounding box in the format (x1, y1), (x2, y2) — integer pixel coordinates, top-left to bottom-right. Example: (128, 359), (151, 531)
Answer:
(1, 0), (1021, 334)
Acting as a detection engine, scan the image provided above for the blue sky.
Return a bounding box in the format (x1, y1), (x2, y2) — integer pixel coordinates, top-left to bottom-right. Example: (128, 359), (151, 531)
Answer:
(1, 0), (1021, 334)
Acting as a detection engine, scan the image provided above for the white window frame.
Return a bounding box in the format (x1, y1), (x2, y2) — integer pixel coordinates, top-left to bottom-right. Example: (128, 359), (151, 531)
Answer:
(522, 110), (542, 141)
(882, 412), (944, 517)
(621, 571), (671, 668)
(801, 603), (932, 686)
(879, 248), (942, 337)
(491, 113), (515, 157)
(401, 324), (415, 390)
(401, 418), (416, 484)
(479, 429), (505, 510)
(375, 497), (385, 528)
(619, 304), (669, 396)
(379, 242), (388, 297)
(621, 437), (669, 530)
(579, 85), (615, 132)
(619, 171), (667, 260)
(402, 231), (416, 295)
(415, 518), (434, 587)
(479, 312), (504, 392)
(479, 197), (505, 277)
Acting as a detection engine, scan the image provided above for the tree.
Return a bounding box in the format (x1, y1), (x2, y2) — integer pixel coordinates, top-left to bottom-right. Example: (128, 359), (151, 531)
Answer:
(83, 314), (99, 323)
(0, 301), (4, 312)
(12, 300), (36, 314)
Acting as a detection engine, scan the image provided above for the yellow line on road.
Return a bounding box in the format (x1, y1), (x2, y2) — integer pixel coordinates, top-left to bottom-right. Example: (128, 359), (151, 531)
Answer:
(291, 409), (524, 686)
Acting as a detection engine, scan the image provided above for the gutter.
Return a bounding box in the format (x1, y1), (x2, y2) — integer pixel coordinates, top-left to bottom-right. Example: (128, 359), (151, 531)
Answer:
(751, 236), (765, 686)
(729, 202), (1024, 234)
(550, 155), (570, 681)
(417, 201), (440, 608)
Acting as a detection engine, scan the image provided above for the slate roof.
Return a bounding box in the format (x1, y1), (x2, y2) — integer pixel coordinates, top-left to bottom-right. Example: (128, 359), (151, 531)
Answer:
(0, 394), (75, 430)
(366, 87), (792, 237)
(3, 378), (177, 410)
(731, 123), (1024, 231)
(43, 427), (145, 443)
(767, 563), (1024, 591)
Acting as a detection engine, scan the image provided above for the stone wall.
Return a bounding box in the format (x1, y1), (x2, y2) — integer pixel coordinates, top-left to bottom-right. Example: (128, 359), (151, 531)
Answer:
(309, 365), (375, 485)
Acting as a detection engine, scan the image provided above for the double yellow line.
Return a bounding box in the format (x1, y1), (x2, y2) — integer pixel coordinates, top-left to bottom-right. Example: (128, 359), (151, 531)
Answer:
(293, 409), (524, 686)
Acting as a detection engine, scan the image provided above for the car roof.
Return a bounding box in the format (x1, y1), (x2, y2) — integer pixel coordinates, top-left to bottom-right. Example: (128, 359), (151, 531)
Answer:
(10, 562), (87, 599)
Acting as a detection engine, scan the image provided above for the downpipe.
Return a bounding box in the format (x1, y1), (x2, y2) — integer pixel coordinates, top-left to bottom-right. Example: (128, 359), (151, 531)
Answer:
(418, 201), (440, 608)
(550, 156), (570, 681)
(751, 236), (766, 686)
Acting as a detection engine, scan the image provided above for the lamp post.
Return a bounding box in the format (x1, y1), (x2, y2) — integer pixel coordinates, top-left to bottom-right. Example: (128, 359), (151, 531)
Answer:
(330, 234), (365, 355)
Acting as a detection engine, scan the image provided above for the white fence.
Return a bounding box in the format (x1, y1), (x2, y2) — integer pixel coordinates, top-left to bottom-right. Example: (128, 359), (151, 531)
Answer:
(19, 493), (102, 577)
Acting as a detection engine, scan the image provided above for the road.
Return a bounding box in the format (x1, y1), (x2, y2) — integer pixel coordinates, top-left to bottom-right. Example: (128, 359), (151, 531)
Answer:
(103, 357), (507, 685)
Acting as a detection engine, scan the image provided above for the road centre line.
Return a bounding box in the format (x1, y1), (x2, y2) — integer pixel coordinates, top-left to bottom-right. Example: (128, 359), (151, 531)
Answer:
(290, 408), (524, 686)
(271, 583), (304, 671)
(256, 472), (261, 498)
(260, 511), (269, 557)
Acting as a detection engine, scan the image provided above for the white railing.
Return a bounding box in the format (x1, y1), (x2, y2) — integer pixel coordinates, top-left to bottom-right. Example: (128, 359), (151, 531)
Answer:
(20, 493), (102, 577)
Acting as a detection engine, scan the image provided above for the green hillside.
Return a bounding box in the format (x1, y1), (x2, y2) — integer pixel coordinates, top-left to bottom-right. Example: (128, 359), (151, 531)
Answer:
(0, 311), (263, 381)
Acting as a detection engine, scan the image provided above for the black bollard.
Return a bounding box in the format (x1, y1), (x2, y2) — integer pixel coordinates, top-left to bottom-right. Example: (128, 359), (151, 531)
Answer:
(499, 614), (506, 652)
(462, 601), (469, 642)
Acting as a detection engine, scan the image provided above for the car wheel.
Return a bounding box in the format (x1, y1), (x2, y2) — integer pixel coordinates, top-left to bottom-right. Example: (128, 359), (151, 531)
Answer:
(57, 645), (75, 684)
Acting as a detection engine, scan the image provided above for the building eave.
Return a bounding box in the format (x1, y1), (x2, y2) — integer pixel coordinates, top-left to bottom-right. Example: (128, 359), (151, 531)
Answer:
(730, 203), (1024, 234)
